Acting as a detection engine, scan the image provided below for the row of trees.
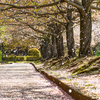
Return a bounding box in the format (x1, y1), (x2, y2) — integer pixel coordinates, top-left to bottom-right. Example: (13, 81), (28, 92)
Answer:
(0, 0), (100, 59)
(0, 25), (39, 56)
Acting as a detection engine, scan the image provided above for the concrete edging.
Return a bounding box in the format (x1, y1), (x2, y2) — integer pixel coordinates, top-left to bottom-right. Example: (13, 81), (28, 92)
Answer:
(31, 63), (96, 100)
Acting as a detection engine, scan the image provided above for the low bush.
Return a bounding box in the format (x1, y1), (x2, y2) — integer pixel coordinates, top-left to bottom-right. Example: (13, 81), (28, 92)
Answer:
(16, 56), (25, 61)
(0, 51), (2, 61)
(26, 56), (40, 61)
(3, 56), (25, 61)
(3, 55), (40, 61)
(28, 48), (41, 58)
(3, 56), (14, 61)
(96, 52), (100, 56)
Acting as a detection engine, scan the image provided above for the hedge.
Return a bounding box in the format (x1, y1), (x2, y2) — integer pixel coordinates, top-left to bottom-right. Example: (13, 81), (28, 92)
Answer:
(3, 56), (24, 61)
(0, 51), (2, 61)
(3, 56), (15, 61)
(16, 56), (25, 61)
(26, 56), (40, 61)
(3, 56), (40, 61)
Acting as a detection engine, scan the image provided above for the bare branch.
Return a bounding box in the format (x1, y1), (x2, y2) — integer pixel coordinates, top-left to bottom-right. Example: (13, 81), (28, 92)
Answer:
(91, 5), (100, 10)
(0, 6), (13, 11)
(74, 0), (82, 6)
(86, 0), (94, 13)
(0, 1), (63, 10)
(12, 17), (57, 37)
(64, 0), (85, 13)
(52, 18), (67, 26)
(27, 23), (57, 38)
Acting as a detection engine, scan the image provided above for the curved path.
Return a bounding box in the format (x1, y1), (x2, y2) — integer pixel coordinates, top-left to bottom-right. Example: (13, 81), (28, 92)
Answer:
(0, 63), (74, 100)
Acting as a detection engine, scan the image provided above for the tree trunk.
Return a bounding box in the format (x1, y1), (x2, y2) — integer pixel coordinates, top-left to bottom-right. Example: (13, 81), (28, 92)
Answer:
(40, 37), (52, 59)
(56, 35), (64, 58)
(17, 47), (19, 56)
(47, 37), (52, 58)
(51, 35), (57, 57)
(40, 40), (47, 59)
(66, 11), (76, 58)
(26, 46), (28, 56)
(92, 47), (96, 55)
(2, 43), (4, 60)
(79, 0), (92, 57)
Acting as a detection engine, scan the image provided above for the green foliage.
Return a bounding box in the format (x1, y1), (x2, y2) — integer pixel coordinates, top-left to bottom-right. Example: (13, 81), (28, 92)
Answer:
(16, 56), (25, 61)
(28, 48), (41, 58)
(96, 52), (100, 56)
(3, 56), (15, 61)
(0, 26), (11, 42)
(26, 56), (40, 61)
(3, 56), (25, 61)
(96, 45), (100, 56)
(0, 51), (2, 61)
(3, 55), (40, 61)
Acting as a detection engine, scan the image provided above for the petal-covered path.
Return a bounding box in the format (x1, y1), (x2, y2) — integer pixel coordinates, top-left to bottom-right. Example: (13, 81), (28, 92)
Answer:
(0, 63), (74, 100)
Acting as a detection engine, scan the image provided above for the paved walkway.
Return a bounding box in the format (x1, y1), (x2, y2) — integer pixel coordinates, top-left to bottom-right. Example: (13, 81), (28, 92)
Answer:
(0, 63), (74, 100)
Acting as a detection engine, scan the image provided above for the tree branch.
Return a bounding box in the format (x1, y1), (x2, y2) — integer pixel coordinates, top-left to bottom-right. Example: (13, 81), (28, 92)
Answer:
(26, 23), (57, 38)
(86, 0), (94, 13)
(91, 5), (100, 10)
(64, 0), (85, 13)
(52, 18), (67, 26)
(9, 16), (57, 37)
(0, 1), (63, 9)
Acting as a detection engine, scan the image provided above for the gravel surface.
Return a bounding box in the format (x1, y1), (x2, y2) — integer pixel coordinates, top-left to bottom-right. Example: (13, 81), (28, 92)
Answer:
(0, 63), (74, 100)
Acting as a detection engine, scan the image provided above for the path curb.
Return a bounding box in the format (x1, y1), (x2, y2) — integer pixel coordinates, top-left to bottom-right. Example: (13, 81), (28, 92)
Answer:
(31, 63), (96, 100)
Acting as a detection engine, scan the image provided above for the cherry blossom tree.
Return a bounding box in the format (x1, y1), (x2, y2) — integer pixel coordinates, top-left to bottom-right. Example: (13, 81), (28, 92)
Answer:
(0, 0), (99, 58)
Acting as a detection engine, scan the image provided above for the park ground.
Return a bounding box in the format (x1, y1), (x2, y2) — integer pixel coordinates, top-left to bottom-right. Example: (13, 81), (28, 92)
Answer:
(0, 63), (74, 100)
(0, 56), (100, 100)
(36, 56), (100, 100)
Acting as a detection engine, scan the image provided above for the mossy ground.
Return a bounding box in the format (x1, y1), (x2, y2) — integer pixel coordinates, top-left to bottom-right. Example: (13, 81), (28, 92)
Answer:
(43, 56), (100, 76)
(38, 56), (100, 99)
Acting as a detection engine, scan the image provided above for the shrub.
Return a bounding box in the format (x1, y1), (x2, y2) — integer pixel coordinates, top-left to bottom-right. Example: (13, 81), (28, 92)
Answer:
(3, 56), (25, 61)
(3, 56), (14, 61)
(0, 51), (2, 61)
(26, 56), (40, 61)
(28, 48), (41, 58)
(95, 45), (100, 56)
(96, 52), (100, 56)
(16, 56), (25, 61)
